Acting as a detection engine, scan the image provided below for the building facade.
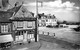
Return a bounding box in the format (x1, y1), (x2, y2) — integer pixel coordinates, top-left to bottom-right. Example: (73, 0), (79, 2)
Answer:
(8, 4), (38, 44)
(46, 15), (57, 27)
(38, 14), (47, 27)
(10, 17), (38, 44)
(0, 4), (38, 47)
(0, 11), (13, 48)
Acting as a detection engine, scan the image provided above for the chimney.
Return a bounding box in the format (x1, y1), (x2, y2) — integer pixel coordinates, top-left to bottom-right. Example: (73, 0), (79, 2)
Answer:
(2, 0), (10, 11)
(2, 0), (9, 8)
(15, 2), (19, 7)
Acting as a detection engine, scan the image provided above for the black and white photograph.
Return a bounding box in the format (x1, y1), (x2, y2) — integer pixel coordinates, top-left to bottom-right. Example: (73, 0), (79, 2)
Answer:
(0, 0), (80, 50)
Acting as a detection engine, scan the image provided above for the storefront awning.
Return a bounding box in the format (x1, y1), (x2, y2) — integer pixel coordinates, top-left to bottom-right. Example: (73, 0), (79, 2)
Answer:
(0, 34), (13, 43)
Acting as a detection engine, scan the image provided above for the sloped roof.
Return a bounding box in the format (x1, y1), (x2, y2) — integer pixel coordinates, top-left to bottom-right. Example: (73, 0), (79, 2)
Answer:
(46, 15), (57, 19)
(7, 4), (34, 17)
(10, 17), (36, 21)
(9, 4), (35, 21)
(38, 14), (47, 19)
(14, 5), (34, 17)
(7, 5), (22, 15)
(0, 11), (13, 22)
(0, 5), (22, 23)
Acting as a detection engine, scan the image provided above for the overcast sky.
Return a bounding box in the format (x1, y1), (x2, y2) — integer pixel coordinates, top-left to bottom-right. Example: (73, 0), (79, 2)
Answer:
(22, 0), (80, 22)
(3, 0), (80, 22)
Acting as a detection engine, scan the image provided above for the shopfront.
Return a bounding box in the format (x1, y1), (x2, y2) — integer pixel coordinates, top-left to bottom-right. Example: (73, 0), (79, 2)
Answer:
(10, 17), (38, 44)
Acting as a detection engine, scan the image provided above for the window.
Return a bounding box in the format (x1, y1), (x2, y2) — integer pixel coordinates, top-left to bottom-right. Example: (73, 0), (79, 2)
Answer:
(28, 34), (34, 39)
(1, 25), (8, 33)
(17, 21), (23, 28)
(27, 21), (35, 29)
(27, 22), (33, 28)
(27, 31), (35, 39)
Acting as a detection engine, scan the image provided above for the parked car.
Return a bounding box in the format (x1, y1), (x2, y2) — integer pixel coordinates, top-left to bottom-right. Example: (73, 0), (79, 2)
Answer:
(46, 25), (53, 28)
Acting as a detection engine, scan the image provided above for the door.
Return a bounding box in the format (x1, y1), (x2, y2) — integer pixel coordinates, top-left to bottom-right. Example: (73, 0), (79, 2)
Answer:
(27, 31), (35, 42)
(15, 31), (23, 43)
(23, 31), (27, 43)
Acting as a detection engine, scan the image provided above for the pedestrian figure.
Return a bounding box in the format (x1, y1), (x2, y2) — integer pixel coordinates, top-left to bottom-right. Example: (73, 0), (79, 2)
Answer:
(28, 41), (31, 44)
(54, 33), (56, 38)
(54, 33), (55, 36)
(19, 43), (23, 45)
(28, 39), (31, 44)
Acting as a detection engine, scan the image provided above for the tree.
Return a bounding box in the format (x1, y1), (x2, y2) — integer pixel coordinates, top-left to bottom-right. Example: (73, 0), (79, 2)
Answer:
(63, 21), (67, 24)
(53, 15), (56, 18)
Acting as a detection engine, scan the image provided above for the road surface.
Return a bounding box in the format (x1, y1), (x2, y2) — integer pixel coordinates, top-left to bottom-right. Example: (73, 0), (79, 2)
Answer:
(39, 34), (80, 50)
(39, 27), (80, 45)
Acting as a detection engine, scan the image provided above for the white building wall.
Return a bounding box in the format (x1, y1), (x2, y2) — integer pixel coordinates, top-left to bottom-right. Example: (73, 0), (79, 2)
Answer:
(23, 21), (27, 29)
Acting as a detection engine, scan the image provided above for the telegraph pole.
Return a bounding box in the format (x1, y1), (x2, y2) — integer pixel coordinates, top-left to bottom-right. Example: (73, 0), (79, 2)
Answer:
(35, 0), (43, 42)
(35, 0), (39, 42)
(36, 0), (38, 15)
